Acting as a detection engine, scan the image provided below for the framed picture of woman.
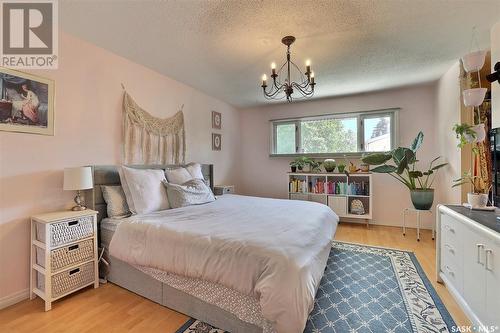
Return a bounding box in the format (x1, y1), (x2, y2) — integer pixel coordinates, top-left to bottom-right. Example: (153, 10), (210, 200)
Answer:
(0, 67), (55, 135)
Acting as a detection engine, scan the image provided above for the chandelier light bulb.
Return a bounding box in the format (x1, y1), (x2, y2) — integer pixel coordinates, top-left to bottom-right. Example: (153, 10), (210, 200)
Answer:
(310, 71), (315, 78)
(306, 59), (311, 67)
(271, 62), (276, 69)
(262, 74), (267, 81)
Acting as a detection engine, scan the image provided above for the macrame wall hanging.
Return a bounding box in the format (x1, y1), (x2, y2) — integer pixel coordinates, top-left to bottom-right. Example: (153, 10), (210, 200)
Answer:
(122, 87), (186, 165)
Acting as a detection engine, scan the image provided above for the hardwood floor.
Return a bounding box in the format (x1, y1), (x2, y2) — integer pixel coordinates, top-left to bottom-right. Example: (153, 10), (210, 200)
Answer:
(0, 223), (469, 333)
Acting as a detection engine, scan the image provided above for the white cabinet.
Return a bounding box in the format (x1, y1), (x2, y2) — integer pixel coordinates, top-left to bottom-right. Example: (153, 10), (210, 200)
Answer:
(486, 237), (500, 326)
(437, 205), (500, 328)
(462, 224), (488, 319)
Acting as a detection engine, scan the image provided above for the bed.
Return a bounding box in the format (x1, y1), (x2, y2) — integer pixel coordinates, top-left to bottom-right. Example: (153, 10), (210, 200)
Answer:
(88, 164), (338, 333)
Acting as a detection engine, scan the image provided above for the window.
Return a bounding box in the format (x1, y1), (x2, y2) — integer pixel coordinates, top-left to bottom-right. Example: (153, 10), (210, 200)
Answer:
(270, 109), (398, 156)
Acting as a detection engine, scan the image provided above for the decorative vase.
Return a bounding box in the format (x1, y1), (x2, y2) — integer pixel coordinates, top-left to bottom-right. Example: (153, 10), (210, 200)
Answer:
(462, 50), (487, 72)
(290, 166), (297, 173)
(360, 163), (370, 172)
(463, 88), (487, 107)
(410, 189), (434, 210)
(467, 193), (488, 208)
(337, 165), (346, 173)
(323, 159), (337, 172)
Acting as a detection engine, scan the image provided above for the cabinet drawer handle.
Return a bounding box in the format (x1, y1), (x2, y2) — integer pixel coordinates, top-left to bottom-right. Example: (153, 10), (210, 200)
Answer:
(68, 220), (79, 227)
(445, 244), (455, 254)
(69, 268), (80, 275)
(477, 244), (485, 264)
(445, 265), (455, 276)
(485, 249), (493, 271)
(68, 244), (79, 251)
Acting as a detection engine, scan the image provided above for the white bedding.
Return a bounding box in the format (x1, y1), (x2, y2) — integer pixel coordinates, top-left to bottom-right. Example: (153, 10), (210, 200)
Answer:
(109, 194), (338, 333)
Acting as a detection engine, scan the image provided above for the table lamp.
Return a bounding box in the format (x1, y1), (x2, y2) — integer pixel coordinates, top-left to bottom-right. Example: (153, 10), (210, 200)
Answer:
(63, 166), (93, 211)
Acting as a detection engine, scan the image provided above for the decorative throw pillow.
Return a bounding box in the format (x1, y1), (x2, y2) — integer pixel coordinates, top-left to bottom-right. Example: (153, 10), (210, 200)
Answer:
(186, 163), (204, 180)
(162, 179), (215, 209)
(101, 185), (131, 218)
(165, 167), (192, 185)
(121, 166), (170, 214)
(118, 167), (136, 214)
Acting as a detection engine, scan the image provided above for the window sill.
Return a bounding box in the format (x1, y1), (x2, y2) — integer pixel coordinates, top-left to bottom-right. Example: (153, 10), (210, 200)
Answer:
(269, 152), (369, 159)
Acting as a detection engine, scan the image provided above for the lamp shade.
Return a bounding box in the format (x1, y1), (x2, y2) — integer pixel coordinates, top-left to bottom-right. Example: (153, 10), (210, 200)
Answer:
(63, 167), (93, 191)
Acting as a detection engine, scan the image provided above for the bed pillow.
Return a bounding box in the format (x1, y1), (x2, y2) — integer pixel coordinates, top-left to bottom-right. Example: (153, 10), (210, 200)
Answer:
(118, 168), (136, 214)
(162, 179), (215, 209)
(121, 166), (170, 214)
(165, 167), (192, 185)
(101, 185), (131, 218)
(186, 163), (204, 180)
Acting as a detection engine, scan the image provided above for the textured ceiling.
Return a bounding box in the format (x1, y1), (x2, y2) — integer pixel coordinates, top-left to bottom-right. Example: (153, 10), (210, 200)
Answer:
(60, 0), (500, 107)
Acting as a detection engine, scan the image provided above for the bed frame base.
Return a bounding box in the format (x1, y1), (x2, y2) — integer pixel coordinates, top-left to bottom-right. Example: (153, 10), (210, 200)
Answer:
(108, 256), (263, 333)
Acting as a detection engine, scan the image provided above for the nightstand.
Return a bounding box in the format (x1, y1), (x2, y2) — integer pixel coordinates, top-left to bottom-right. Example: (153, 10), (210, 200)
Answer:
(214, 185), (235, 196)
(30, 209), (99, 311)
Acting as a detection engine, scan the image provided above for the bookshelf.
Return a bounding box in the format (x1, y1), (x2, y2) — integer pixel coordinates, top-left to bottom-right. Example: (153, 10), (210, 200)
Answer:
(287, 172), (373, 226)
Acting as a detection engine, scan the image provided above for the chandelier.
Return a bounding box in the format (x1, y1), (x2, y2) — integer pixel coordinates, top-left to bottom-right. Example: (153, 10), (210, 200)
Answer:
(261, 36), (316, 102)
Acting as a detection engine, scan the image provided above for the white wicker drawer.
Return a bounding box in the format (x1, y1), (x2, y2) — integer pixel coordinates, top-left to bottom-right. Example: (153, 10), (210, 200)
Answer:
(36, 239), (95, 273)
(37, 261), (95, 298)
(36, 215), (94, 247)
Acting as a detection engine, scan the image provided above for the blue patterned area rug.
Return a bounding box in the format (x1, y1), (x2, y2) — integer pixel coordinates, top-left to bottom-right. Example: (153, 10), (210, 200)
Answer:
(175, 241), (456, 333)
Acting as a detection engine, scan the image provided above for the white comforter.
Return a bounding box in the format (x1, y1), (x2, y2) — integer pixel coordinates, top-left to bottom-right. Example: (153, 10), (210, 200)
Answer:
(109, 194), (338, 333)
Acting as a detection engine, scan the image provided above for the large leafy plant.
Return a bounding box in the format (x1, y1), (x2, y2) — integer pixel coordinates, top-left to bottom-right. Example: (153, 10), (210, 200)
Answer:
(361, 132), (447, 190)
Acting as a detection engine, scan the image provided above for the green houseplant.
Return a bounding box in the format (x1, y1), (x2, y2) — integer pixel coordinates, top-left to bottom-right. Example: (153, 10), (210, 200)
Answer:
(290, 156), (312, 172)
(361, 131), (448, 210)
(452, 171), (490, 207)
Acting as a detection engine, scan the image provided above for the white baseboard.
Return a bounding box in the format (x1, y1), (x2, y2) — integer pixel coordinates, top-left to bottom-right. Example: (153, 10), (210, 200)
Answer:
(0, 289), (29, 310)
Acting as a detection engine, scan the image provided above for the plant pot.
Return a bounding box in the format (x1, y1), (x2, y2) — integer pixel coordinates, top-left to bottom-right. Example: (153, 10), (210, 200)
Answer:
(337, 165), (346, 173)
(410, 189), (434, 210)
(472, 123), (486, 142)
(323, 159), (337, 172)
(462, 50), (487, 73)
(297, 166), (303, 172)
(463, 88), (487, 107)
(467, 192), (488, 208)
(290, 166), (297, 173)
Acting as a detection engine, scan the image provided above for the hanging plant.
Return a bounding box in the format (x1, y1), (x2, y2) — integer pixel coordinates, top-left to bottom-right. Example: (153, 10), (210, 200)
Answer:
(453, 123), (476, 148)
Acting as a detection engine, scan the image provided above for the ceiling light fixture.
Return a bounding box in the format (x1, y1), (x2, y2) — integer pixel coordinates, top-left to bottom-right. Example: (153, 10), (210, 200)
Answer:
(261, 36), (316, 102)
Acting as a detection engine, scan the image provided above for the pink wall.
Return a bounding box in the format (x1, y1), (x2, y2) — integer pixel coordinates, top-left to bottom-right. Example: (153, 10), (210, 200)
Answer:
(238, 84), (441, 228)
(0, 32), (241, 301)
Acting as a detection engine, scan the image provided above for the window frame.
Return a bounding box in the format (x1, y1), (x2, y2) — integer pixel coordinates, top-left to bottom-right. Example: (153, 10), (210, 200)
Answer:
(269, 108), (399, 157)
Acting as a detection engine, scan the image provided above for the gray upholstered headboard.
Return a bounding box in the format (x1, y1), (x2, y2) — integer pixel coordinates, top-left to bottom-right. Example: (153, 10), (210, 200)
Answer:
(85, 164), (214, 223)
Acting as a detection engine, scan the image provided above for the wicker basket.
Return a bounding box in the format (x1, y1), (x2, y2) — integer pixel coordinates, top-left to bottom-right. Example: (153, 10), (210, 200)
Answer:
(36, 216), (94, 247)
(36, 239), (94, 272)
(37, 262), (95, 298)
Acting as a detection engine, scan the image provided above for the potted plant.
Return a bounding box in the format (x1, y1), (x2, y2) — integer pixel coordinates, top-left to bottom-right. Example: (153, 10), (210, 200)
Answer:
(453, 123), (486, 150)
(337, 162), (346, 173)
(308, 160), (322, 172)
(362, 131), (448, 210)
(323, 159), (336, 172)
(290, 156), (311, 172)
(452, 171), (490, 207)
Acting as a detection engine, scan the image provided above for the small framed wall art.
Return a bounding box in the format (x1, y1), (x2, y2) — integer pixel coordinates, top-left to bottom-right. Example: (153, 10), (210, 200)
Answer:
(0, 67), (55, 135)
(212, 111), (221, 129)
(212, 133), (221, 151)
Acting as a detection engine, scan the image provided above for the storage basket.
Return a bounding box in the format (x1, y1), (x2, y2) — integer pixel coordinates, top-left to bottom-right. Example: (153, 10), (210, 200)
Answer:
(36, 239), (94, 272)
(37, 262), (95, 298)
(36, 216), (94, 247)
